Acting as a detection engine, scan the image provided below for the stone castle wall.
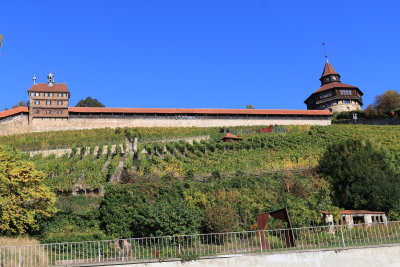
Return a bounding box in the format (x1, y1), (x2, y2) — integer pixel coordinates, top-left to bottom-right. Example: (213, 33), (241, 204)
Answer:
(0, 114), (30, 136)
(325, 102), (361, 113)
(0, 115), (331, 136)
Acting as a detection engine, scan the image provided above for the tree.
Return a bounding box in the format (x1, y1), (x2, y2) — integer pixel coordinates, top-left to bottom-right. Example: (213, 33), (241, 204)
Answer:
(75, 97), (105, 107)
(0, 146), (56, 234)
(317, 139), (400, 212)
(11, 100), (27, 109)
(100, 182), (201, 238)
(246, 104), (255, 109)
(365, 90), (400, 117)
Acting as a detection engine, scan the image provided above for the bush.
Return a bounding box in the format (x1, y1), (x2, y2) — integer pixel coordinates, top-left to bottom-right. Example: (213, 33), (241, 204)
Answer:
(318, 139), (400, 211)
(100, 182), (202, 238)
(38, 196), (106, 243)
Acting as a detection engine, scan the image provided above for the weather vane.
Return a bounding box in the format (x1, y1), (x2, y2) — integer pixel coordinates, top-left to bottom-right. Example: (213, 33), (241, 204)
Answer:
(321, 42), (329, 62)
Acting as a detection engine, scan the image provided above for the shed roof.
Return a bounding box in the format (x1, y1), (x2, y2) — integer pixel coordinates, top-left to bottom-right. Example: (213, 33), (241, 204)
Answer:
(221, 133), (243, 140)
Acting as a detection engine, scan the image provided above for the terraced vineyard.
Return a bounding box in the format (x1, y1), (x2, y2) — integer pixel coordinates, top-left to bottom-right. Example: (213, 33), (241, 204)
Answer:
(136, 125), (400, 177)
(9, 125), (400, 192)
(0, 125), (282, 151)
(28, 145), (124, 193)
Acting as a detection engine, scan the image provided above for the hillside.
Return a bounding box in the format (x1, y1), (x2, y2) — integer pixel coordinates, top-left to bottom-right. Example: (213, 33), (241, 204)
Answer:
(2, 124), (400, 243)
(13, 125), (399, 194)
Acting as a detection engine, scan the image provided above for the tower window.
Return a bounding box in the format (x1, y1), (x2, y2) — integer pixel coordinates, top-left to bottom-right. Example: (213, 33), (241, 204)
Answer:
(34, 110), (40, 114)
(46, 101), (51, 105)
(57, 110), (63, 114)
(46, 110), (51, 114)
(320, 91), (332, 99)
(34, 100), (40, 105)
(57, 101), (63, 105)
(340, 89), (352, 95)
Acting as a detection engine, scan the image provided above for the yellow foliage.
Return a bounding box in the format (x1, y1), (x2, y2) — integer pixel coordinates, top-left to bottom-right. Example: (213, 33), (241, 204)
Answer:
(0, 146), (57, 234)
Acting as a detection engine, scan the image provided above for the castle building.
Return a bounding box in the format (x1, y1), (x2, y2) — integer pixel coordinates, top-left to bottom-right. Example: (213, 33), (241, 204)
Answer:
(0, 73), (333, 136)
(28, 73), (70, 121)
(304, 61), (363, 113)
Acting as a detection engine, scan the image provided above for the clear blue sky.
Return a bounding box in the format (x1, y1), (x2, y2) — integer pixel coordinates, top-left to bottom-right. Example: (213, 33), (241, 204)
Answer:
(1, 0), (399, 110)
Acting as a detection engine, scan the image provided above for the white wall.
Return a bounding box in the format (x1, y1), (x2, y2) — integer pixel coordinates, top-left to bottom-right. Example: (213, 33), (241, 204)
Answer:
(110, 245), (400, 267)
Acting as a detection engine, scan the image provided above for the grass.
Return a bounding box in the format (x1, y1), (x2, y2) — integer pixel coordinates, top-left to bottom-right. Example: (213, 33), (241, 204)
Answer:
(0, 236), (49, 266)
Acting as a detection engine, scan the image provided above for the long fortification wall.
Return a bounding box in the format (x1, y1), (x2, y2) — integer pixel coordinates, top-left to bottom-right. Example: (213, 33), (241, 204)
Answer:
(0, 114), (30, 136)
(0, 115), (331, 136)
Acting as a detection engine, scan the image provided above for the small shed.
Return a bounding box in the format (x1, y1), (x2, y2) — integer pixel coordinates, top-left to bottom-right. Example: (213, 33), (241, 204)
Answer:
(321, 210), (387, 226)
(220, 133), (243, 143)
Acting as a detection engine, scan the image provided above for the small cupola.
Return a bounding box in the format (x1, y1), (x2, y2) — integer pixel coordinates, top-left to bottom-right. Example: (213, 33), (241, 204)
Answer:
(47, 72), (54, 86)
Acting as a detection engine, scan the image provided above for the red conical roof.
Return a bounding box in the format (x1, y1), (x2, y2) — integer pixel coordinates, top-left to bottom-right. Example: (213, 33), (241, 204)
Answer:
(321, 61), (339, 77)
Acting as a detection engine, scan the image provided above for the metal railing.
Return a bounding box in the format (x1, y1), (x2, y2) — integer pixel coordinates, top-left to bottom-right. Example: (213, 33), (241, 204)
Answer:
(1, 221), (400, 267)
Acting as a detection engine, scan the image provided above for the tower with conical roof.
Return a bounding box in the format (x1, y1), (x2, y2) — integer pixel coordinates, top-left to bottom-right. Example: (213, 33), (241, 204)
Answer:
(304, 60), (363, 112)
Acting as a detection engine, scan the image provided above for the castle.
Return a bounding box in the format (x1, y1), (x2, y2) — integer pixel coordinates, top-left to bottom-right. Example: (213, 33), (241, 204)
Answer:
(304, 60), (363, 112)
(0, 65), (342, 136)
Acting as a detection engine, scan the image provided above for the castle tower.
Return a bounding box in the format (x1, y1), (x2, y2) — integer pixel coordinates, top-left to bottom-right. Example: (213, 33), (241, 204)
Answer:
(28, 73), (70, 121)
(304, 61), (363, 112)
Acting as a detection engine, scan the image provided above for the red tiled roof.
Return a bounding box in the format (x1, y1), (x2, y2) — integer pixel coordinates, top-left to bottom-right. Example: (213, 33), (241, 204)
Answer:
(321, 61), (339, 77)
(314, 82), (358, 93)
(28, 83), (70, 93)
(0, 106), (29, 119)
(321, 210), (385, 215)
(221, 133), (243, 140)
(69, 107), (332, 116)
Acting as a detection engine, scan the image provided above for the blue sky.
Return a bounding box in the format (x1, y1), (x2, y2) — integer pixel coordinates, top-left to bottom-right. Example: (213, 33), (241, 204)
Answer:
(1, 1), (399, 110)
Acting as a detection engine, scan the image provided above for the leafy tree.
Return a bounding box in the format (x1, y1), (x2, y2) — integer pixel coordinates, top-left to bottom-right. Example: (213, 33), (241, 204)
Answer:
(100, 182), (201, 238)
(318, 139), (400, 212)
(365, 90), (400, 117)
(11, 100), (27, 109)
(0, 146), (56, 234)
(203, 189), (239, 233)
(246, 104), (255, 109)
(75, 97), (105, 107)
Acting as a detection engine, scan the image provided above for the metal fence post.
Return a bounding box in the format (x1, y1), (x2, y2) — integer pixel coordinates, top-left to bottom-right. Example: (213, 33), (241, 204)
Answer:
(18, 247), (22, 267)
(340, 226), (346, 247)
(98, 241), (101, 263)
(258, 231), (263, 252)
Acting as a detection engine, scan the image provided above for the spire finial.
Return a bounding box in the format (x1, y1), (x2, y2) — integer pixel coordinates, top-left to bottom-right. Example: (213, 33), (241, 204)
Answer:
(322, 42), (328, 62)
(33, 74), (37, 85)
